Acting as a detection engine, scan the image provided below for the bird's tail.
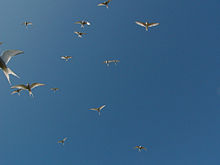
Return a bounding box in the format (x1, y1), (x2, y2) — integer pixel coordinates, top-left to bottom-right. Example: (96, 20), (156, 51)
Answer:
(3, 67), (19, 85)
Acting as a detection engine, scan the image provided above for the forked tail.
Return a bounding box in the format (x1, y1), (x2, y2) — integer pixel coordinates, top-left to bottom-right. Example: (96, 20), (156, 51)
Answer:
(3, 67), (19, 85)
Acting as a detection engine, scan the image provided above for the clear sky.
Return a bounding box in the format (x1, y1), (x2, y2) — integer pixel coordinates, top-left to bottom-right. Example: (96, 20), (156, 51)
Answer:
(0, 0), (220, 164)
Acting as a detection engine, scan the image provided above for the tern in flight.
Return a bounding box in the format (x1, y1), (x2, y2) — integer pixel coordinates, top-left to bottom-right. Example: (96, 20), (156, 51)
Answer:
(75, 20), (91, 28)
(61, 56), (72, 61)
(11, 83), (45, 97)
(97, 0), (111, 8)
(134, 145), (147, 152)
(11, 89), (23, 96)
(89, 105), (106, 116)
(0, 50), (24, 84)
(22, 21), (32, 29)
(135, 21), (159, 31)
(58, 137), (68, 145)
(74, 32), (87, 38)
(51, 88), (59, 92)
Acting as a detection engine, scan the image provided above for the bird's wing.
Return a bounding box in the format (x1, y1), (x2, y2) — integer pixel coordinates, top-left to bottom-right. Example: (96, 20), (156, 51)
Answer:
(135, 21), (146, 27)
(11, 84), (27, 90)
(86, 22), (91, 25)
(89, 108), (98, 111)
(27, 22), (32, 25)
(97, 3), (105, 6)
(74, 32), (79, 34)
(30, 83), (45, 89)
(1, 50), (24, 64)
(75, 21), (82, 24)
(63, 137), (67, 141)
(11, 90), (18, 95)
(148, 23), (159, 27)
(61, 56), (66, 59)
(99, 105), (106, 110)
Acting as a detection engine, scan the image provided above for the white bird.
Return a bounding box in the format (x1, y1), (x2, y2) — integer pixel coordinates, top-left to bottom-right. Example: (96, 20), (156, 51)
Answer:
(11, 89), (23, 96)
(97, 0), (111, 8)
(22, 21), (32, 29)
(75, 21), (91, 28)
(11, 83), (45, 97)
(51, 88), (59, 92)
(134, 145), (147, 152)
(0, 50), (24, 84)
(89, 105), (106, 116)
(61, 56), (72, 61)
(74, 32), (87, 38)
(58, 137), (68, 145)
(135, 21), (159, 31)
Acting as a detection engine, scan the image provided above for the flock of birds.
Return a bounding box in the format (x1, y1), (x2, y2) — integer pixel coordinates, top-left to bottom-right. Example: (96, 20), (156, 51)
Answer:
(1, 0), (160, 153)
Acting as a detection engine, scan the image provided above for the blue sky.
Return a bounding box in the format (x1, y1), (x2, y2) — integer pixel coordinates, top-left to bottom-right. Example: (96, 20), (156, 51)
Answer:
(0, 0), (220, 164)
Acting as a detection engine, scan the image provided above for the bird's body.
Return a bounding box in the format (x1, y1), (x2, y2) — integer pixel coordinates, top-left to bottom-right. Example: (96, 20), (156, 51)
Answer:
(75, 21), (91, 28)
(135, 21), (159, 31)
(89, 105), (106, 116)
(0, 50), (24, 84)
(51, 88), (59, 92)
(98, 0), (111, 8)
(134, 145), (147, 152)
(61, 56), (72, 61)
(58, 137), (67, 145)
(11, 83), (45, 97)
(11, 89), (23, 96)
(74, 32), (87, 38)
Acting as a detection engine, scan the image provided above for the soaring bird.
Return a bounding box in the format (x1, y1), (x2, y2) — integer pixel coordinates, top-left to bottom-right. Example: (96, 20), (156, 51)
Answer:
(51, 88), (59, 92)
(97, 0), (111, 8)
(104, 60), (119, 66)
(11, 83), (45, 97)
(75, 20), (91, 28)
(11, 89), (23, 96)
(22, 21), (32, 29)
(61, 56), (72, 61)
(74, 32), (87, 38)
(0, 50), (24, 84)
(134, 145), (147, 152)
(58, 137), (68, 145)
(89, 105), (106, 116)
(135, 21), (159, 31)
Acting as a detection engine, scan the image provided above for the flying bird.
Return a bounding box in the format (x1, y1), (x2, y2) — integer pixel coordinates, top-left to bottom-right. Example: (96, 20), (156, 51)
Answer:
(134, 145), (147, 152)
(97, 0), (111, 8)
(0, 50), (24, 84)
(74, 32), (87, 38)
(135, 21), (159, 31)
(11, 89), (23, 96)
(104, 60), (120, 66)
(61, 56), (72, 61)
(22, 21), (32, 29)
(58, 137), (68, 145)
(51, 88), (59, 92)
(89, 105), (106, 116)
(75, 20), (91, 28)
(11, 83), (45, 97)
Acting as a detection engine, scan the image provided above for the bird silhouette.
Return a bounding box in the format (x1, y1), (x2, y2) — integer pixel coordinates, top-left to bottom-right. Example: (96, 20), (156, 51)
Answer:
(89, 105), (106, 116)
(97, 0), (112, 8)
(136, 21), (159, 31)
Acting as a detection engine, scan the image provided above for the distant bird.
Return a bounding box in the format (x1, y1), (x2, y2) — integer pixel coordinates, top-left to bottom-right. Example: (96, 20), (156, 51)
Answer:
(22, 21), (32, 29)
(75, 20), (91, 28)
(89, 105), (106, 116)
(97, 0), (111, 8)
(11, 83), (45, 97)
(135, 21), (159, 31)
(61, 56), (72, 61)
(51, 88), (59, 92)
(104, 60), (119, 66)
(134, 145), (147, 152)
(0, 50), (24, 84)
(74, 32), (87, 38)
(11, 89), (23, 96)
(58, 137), (68, 145)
